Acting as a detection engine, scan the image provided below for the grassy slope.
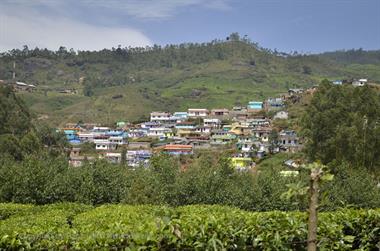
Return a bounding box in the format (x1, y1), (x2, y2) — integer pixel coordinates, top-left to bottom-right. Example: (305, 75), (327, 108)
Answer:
(2, 44), (379, 126)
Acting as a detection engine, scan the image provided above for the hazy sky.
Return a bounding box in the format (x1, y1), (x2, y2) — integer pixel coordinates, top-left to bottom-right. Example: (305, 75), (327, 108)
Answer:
(0, 0), (379, 53)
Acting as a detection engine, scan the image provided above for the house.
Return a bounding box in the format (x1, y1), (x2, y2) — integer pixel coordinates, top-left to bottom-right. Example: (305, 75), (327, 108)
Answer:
(77, 132), (95, 142)
(252, 126), (272, 142)
(232, 106), (245, 111)
(248, 118), (270, 127)
(14, 82), (36, 92)
(105, 152), (122, 164)
(63, 128), (81, 144)
(162, 144), (193, 155)
(210, 130), (236, 145)
(150, 112), (172, 123)
(278, 130), (301, 152)
(126, 150), (152, 167)
(69, 148), (95, 167)
(222, 124), (232, 131)
(116, 121), (126, 128)
(105, 130), (124, 137)
(273, 111), (289, 120)
(352, 79), (367, 87)
(230, 123), (251, 136)
(188, 108), (209, 118)
(332, 80), (342, 85)
(148, 127), (172, 137)
(288, 88), (304, 96)
(247, 101), (263, 110)
(203, 118), (221, 128)
(237, 136), (257, 152)
(94, 137), (117, 151)
(128, 129), (147, 138)
(266, 98), (284, 109)
(173, 112), (188, 120)
(149, 112), (177, 125)
(231, 156), (254, 171)
(210, 109), (230, 118)
(177, 128), (199, 138)
(141, 122), (161, 129)
(109, 136), (125, 145)
(194, 126), (211, 134)
(175, 121), (196, 129)
(128, 141), (151, 150)
(185, 136), (211, 149)
(92, 127), (110, 136)
(231, 111), (249, 121)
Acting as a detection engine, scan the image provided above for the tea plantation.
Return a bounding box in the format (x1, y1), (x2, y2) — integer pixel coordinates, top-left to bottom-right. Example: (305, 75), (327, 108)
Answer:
(0, 203), (379, 250)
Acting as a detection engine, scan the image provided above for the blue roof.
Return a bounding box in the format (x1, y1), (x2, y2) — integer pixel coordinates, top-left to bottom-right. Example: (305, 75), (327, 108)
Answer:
(248, 101), (263, 109)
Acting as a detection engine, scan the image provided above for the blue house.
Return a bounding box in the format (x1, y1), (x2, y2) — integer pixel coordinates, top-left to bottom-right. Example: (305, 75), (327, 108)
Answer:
(173, 112), (188, 120)
(266, 98), (284, 108)
(63, 129), (81, 144)
(247, 101), (263, 110)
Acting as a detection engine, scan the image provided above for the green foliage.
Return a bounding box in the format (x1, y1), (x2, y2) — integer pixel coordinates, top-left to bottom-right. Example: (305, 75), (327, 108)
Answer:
(83, 82), (94, 97)
(0, 153), (379, 210)
(0, 203), (379, 250)
(0, 86), (32, 136)
(302, 80), (380, 170)
(0, 87), (68, 160)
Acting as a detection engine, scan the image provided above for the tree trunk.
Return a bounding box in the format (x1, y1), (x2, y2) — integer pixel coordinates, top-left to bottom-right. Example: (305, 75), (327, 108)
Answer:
(307, 168), (321, 251)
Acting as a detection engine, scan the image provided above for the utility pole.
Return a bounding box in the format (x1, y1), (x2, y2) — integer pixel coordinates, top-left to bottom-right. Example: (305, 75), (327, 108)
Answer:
(12, 61), (16, 80)
(307, 167), (323, 251)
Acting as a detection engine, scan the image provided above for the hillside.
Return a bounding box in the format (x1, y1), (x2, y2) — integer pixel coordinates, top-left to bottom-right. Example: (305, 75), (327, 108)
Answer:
(1, 36), (379, 126)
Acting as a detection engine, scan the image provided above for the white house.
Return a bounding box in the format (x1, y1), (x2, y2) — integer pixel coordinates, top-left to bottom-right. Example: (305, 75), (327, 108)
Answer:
(188, 108), (209, 118)
(94, 138), (117, 150)
(77, 132), (95, 142)
(203, 118), (221, 128)
(150, 112), (172, 123)
(109, 136), (125, 145)
(273, 111), (289, 120)
(147, 127), (172, 137)
(352, 79), (367, 87)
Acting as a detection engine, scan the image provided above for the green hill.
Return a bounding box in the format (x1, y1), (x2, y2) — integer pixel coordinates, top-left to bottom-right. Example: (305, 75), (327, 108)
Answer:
(1, 35), (379, 126)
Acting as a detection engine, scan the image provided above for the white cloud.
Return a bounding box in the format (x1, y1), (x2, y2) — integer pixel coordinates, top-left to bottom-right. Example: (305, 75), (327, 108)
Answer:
(0, 0), (232, 51)
(1, 0), (232, 20)
(0, 5), (152, 52)
(92, 0), (231, 19)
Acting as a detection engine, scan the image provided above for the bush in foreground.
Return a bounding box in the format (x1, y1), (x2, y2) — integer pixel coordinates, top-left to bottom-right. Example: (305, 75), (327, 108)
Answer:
(0, 203), (379, 250)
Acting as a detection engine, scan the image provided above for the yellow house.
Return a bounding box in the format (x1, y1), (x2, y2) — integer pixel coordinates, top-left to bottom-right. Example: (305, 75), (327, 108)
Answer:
(231, 157), (253, 170)
(164, 131), (174, 138)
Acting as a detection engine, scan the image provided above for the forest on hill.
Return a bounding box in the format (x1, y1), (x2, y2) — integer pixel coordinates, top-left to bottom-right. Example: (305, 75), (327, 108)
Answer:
(0, 33), (380, 125)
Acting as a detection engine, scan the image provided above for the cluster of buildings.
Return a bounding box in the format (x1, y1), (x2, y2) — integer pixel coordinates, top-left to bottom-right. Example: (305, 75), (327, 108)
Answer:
(64, 96), (302, 171)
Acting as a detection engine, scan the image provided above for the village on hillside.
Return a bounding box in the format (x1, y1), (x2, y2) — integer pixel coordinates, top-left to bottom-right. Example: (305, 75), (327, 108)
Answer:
(0, 76), (371, 174)
(58, 77), (373, 173)
(60, 87), (315, 172)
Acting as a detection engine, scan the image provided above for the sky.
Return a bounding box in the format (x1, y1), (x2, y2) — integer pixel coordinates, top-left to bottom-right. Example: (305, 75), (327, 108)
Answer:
(0, 0), (379, 53)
